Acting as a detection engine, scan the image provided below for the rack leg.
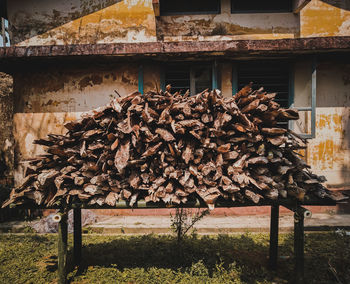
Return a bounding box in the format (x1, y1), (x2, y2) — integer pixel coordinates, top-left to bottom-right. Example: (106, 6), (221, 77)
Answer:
(294, 210), (305, 283)
(58, 210), (68, 284)
(73, 208), (82, 265)
(269, 204), (279, 270)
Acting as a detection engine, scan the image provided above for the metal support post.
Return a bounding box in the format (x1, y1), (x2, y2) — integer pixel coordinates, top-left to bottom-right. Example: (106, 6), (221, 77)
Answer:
(73, 208), (82, 265)
(269, 204), (279, 270)
(58, 209), (68, 284)
(294, 209), (305, 283)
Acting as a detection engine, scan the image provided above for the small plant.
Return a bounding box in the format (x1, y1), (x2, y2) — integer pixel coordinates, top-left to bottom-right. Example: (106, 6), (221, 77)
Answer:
(170, 208), (210, 243)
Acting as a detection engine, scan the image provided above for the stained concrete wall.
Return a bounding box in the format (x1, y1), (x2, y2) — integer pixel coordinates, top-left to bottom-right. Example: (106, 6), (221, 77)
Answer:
(6, 0), (350, 46)
(155, 0), (299, 41)
(7, 0), (157, 45)
(12, 63), (139, 183)
(293, 61), (350, 187)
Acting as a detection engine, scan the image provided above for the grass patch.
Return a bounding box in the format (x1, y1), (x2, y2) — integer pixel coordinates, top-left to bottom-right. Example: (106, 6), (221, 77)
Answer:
(0, 232), (349, 283)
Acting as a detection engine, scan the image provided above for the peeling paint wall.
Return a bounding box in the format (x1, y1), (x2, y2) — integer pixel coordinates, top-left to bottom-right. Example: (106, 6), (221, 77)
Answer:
(12, 64), (138, 183)
(7, 0), (157, 45)
(6, 0), (350, 46)
(294, 61), (350, 187)
(300, 0), (350, 37)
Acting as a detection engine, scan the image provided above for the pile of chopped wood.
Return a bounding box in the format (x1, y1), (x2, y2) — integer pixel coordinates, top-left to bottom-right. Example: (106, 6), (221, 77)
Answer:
(3, 85), (339, 209)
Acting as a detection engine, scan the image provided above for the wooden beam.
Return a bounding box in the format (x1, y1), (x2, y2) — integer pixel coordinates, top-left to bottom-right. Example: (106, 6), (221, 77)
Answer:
(293, 0), (311, 13)
(152, 0), (160, 17)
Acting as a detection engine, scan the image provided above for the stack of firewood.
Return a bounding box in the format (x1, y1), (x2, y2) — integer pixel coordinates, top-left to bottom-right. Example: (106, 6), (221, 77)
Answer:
(3, 85), (339, 209)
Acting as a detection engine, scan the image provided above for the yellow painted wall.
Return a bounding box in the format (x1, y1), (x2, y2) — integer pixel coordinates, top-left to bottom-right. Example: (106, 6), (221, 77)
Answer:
(8, 0), (157, 45)
(7, 0), (350, 46)
(300, 0), (350, 37)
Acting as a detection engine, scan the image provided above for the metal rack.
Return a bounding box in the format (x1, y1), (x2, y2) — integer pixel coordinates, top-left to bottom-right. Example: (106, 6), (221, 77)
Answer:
(11, 198), (336, 284)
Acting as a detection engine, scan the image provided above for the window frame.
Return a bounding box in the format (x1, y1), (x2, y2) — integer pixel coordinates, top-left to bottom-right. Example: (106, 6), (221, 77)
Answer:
(288, 58), (317, 139)
(159, 0), (221, 16)
(160, 61), (219, 95)
(231, 0), (293, 14)
(232, 59), (316, 138)
(232, 60), (293, 130)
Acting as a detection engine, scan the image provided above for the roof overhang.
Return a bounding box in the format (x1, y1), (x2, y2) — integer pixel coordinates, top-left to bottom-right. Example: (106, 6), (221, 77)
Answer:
(0, 37), (349, 71)
(1, 36), (349, 58)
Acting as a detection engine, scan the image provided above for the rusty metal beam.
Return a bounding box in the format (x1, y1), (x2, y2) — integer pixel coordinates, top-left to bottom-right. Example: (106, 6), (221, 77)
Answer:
(0, 37), (349, 60)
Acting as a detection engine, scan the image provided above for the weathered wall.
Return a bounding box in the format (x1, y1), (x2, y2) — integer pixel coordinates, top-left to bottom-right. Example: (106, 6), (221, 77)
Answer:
(7, 0), (157, 45)
(143, 63), (161, 93)
(156, 0), (299, 41)
(0, 72), (14, 185)
(221, 63), (232, 98)
(300, 0), (350, 37)
(294, 61), (350, 187)
(12, 63), (138, 184)
(6, 0), (350, 46)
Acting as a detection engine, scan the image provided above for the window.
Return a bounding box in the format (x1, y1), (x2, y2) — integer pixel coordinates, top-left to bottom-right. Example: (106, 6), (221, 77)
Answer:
(233, 61), (292, 128)
(0, 0), (7, 19)
(160, 0), (221, 16)
(231, 0), (292, 13)
(163, 63), (214, 95)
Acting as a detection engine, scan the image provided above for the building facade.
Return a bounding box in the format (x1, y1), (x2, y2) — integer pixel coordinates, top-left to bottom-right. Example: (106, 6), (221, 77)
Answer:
(0, 0), (349, 192)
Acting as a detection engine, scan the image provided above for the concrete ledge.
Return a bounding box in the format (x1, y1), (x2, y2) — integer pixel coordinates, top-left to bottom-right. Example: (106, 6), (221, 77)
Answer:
(0, 37), (349, 60)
